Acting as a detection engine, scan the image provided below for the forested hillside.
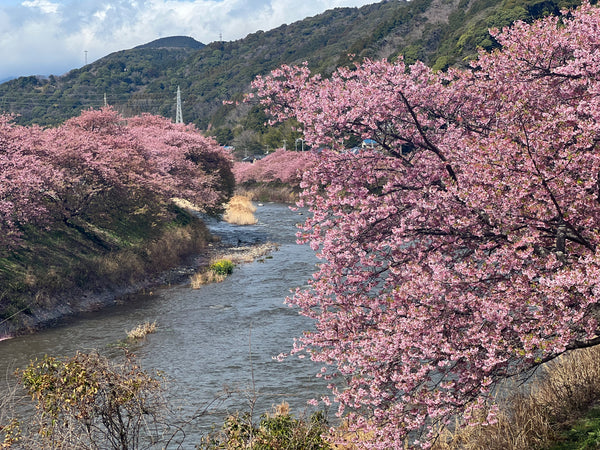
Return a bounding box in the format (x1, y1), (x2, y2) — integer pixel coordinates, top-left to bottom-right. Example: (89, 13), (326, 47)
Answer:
(0, 0), (585, 152)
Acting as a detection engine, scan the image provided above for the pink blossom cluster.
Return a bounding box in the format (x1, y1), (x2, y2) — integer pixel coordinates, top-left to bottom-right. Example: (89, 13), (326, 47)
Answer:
(0, 107), (232, 247)
(255, 2), (600, 448)
(232, 148), (315, 186)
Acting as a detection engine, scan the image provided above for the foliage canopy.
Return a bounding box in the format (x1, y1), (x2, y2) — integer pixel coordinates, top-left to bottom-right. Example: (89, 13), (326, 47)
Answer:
(255, 2), (600, 447)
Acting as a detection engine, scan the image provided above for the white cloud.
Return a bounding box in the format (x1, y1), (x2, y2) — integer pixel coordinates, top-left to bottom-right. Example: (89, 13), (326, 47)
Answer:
(0, 0), (376, 80)
(22, 0), (59, 14)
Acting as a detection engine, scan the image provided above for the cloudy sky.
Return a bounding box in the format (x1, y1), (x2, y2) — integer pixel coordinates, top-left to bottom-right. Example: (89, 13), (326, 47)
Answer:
(0, 0), (377, 81)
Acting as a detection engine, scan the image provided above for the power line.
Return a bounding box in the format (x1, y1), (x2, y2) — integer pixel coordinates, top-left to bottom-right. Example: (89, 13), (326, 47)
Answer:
(0, 87), (189, 122)
(0, 93), (174, 109)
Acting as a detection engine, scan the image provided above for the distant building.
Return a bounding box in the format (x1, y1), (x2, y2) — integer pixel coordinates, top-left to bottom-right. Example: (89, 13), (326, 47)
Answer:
(362, 138), (378, 149)
(242, 154), (265, 163)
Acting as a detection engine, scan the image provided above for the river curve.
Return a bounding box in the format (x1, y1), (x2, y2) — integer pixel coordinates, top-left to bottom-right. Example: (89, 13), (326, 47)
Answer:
(0, 202), (331, 446)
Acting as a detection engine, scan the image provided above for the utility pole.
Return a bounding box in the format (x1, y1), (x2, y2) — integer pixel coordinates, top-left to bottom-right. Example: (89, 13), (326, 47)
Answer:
(84, 50), (88, 65)
(175, 86), (183, 124)
(104, 93), (107, 107)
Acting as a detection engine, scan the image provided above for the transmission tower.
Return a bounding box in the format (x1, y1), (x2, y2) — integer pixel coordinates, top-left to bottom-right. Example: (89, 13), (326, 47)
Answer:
(175, 86), (183, 124)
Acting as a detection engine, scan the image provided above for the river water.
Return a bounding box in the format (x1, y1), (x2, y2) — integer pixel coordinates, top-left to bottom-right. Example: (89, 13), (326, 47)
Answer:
(0, 203), (331, 446)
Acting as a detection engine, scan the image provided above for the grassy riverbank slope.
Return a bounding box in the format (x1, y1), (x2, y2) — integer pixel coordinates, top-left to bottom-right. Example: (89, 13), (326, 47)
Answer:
(0, 202), (216, 337)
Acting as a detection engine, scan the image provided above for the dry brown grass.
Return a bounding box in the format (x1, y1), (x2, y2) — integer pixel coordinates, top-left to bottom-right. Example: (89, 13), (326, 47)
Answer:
(170, 197), (203, 212)
(92, 222), (211, 286)
(126, 321), (158, 340)
(327, 418), (378, 449)
(236, 184), (299, 203)
(95, 251), (146, 284)
(223, 195), (258, 225)
(143, 226), (207, 271)
(190, 270), (227, 288)
(433, 345), (600, 450)
(189, 243), (279, 289)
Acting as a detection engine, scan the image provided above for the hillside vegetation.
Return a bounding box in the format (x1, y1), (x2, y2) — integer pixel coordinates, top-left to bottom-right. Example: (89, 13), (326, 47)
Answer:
(0, 0), (586, 155)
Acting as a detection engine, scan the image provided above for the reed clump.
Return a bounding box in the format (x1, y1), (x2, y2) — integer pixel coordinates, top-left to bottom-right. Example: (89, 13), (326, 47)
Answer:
(126, 321), (158, 340)
(433, 345), (600, 450)
(223, 195), (258, 225)
(218, 242), (279, 264)
(190, 259), (234, 288)
(189, 243), (279, 289)
(190, 271), (227, 288)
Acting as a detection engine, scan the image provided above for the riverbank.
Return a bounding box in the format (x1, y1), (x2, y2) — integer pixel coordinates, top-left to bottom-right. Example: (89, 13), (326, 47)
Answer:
(0, 202), (330, 449)
(235, 181), (300, 204)
(0, 207), (277, 340)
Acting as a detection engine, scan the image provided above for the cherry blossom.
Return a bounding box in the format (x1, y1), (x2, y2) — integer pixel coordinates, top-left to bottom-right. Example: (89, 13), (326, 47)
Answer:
(0, 107), (233, 249)
(255, 2), (600, 447)
(232, 148), (316, 185)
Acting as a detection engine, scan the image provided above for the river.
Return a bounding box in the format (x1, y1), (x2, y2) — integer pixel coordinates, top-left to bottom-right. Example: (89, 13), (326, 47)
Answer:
(0, 203), (331, 446)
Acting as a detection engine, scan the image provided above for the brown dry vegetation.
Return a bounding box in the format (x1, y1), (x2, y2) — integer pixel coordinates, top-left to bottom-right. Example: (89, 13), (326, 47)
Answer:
(190, 270), (227, 288)
(236, 183), (299, 204)
(433, 345), (600, 450)
(218, 242), (279, 264)
(92, 224), (211, 286)
(223, 195), (258, 225)
(190, 243), (279, 288)
(126, 321), (158, 340)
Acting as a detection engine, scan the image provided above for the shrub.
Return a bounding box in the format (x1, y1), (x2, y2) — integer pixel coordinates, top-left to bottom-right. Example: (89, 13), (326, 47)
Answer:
(16, 352), (166, 450)
(209, 259), (235, 275)
(200, 402), (331, 449)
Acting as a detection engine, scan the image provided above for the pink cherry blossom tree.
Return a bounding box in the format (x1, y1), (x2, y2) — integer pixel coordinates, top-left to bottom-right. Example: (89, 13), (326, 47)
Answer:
(0, 115), (59, 246)
(45, 108), (232, 220)
(255, 2), (600, 447)
(0, 107), (233, 250)
(127, 113), (234, 213)
(41, 107), (156, 224)
(233, 148), (316, 186)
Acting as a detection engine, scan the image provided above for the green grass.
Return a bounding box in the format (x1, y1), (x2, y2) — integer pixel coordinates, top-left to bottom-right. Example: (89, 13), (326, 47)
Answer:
(209, 259), (235, 275)
(549, 408), (600, 450)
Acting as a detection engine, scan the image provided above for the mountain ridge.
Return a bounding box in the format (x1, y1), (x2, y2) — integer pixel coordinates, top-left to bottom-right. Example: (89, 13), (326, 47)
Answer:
(134, 36), (205, 49)
(0, 0), (584, 151)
